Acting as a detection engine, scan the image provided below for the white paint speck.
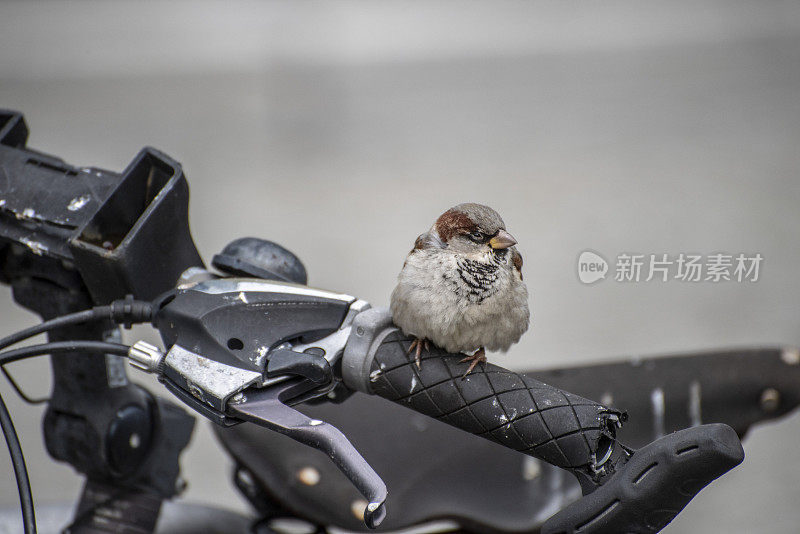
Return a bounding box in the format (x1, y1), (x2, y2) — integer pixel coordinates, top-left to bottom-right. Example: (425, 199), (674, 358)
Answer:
(238, 292), (249, 304)
(20, 237), (46, 256)
(492, 399), (499, 408)
(498, 414), (508, 423)
(0, 199), (5, 207)
(253, 345), (269, 366)
(369, 369), (382, 382)
(67, 195), (91, 211)
(21, 208), (36, 219)
(410, 376), (418, 393)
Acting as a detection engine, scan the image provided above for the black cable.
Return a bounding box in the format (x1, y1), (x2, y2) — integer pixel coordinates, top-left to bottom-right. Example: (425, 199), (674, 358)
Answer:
(0, 388), (36, 534)
(0, 367), (48, 405)
(0, 301), (148, 534)
(0, 309), (95, 404)
(0, 341), (131, 367)
(0, 340), (132, 534)
(0, 299), (152, 403)
(0, 309), (98, 353)
(0, 298), (152, 353)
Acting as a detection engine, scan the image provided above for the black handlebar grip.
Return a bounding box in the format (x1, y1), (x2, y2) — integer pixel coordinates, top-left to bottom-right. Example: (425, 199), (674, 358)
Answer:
(343, 312), (624, 472)
(374, 331), (622, 469)
(542, 423), (744, 534)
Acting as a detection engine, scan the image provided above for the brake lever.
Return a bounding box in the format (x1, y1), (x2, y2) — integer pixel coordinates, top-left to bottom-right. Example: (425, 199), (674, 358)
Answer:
(232, 297), (387, 527)
(137, 342), (388, 528)
(227, 379), (388, 529)
(134, 277), (388, 528)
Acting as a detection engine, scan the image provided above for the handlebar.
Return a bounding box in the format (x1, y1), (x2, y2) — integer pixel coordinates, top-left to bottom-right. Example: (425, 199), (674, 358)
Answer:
(342, 308), (745, 533)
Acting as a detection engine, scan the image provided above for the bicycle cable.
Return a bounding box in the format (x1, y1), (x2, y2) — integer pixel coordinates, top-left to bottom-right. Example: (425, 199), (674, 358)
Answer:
(0, 299), (153, 404)
(0, 388), (35, 534)
(0, 339), (135, 534)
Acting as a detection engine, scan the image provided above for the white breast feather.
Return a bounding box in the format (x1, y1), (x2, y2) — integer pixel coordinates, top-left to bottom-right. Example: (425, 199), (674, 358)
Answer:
(390, 249), (530, 354)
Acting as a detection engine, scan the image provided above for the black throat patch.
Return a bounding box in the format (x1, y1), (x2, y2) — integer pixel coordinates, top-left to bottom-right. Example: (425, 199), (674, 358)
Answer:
(446, 256), (502, 303)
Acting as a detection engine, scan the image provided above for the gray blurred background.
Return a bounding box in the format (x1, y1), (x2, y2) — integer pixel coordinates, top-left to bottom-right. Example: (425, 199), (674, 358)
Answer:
(1, 1), (800, 532)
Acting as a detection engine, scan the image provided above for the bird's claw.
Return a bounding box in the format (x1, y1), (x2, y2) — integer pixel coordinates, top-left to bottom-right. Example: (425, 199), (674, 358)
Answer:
(459, 348), (487, 377)
(406, 338), (430, 369)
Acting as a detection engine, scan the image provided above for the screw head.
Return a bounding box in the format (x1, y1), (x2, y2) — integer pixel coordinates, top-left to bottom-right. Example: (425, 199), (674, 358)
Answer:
(236, 469), (257, 496)
(351, 499), (368, 521)
(522, 457), (541, 480)
(296, 466), (321, 486)
(782, 348), (800, 365)
(760, 388), (781, 412)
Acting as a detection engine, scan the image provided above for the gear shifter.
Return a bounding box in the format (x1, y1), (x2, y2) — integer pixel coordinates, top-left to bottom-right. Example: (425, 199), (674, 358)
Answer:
(142, 277), (387, 528)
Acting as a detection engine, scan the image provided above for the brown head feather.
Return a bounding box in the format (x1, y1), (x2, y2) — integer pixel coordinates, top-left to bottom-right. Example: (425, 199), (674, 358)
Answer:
(434, 208), (478, 242)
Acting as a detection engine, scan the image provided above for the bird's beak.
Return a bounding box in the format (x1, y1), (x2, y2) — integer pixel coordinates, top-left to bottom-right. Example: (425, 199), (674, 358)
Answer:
(489, 230), (517, 250)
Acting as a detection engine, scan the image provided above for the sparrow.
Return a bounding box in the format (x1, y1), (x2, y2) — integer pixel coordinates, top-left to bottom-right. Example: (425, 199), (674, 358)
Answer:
(390, 203), (530, 376)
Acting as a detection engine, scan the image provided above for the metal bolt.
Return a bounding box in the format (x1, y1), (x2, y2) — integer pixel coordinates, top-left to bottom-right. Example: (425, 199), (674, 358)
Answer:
(522, 457), (541, 480)
(237, 469), (256, 496)
(782, 348), (800, 365)
(351, 499), (368, 521)
(760, 388), (780, 412)
(297, 466), (321, 486)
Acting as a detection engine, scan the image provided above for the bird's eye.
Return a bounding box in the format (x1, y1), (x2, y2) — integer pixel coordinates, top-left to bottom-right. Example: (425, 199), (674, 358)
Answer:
(469, 231), (485, 242)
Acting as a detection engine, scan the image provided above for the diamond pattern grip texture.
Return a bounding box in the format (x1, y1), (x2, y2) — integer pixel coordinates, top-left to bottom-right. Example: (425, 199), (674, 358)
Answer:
(369, 331), (614, 469)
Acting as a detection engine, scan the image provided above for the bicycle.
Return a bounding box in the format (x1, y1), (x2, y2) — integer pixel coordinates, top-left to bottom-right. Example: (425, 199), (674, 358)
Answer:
(2, 109), (793, 533)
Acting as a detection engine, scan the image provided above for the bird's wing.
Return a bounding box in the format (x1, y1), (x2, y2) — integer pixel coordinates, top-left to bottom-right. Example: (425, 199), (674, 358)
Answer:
(511, 248), (523, 280)
(401, 232), (443, 268)
(410, 231), (442, 253)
